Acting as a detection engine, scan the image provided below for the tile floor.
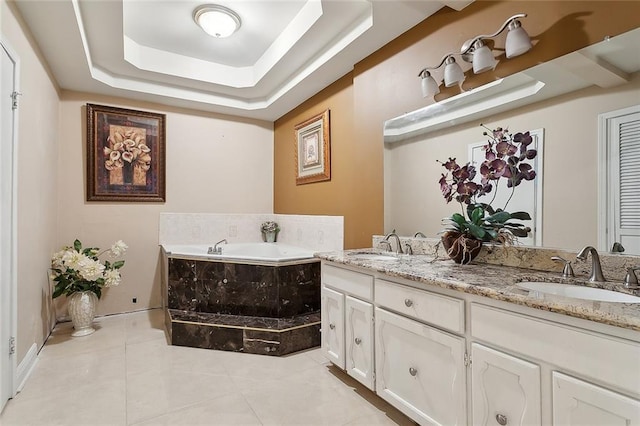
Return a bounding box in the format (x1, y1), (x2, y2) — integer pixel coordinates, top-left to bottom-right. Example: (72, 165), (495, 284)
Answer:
(0, 309), (415, 425)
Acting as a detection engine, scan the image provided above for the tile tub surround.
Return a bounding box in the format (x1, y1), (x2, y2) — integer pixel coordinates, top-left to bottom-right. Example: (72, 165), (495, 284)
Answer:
(316, 248), (640, 331)
(159, 213), (344, 252)
(165, 257), (321, 356)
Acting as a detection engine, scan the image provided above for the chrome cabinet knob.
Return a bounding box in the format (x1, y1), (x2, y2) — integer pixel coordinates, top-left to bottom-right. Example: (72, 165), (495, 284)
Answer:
(329, 323), (335, 330)
(354, 337), (362, 345)
(496, 413), (507, 425)
(409, 367), (418, 376)
(404, 299), (413, 307)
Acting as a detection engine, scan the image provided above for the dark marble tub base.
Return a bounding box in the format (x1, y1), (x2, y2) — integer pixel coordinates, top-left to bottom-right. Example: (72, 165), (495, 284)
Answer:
(166, 309), (320, 356)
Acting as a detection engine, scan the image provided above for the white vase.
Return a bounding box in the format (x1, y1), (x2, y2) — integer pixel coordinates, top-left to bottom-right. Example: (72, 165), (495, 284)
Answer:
(67, 291), (98, 337)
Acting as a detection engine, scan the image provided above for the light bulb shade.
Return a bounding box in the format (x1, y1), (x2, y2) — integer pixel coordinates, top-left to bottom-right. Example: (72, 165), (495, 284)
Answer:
(443, 57), (465, 87)
(194, 5), (241, 38)
(505, 21), (532, 58)
(420, 72), (440, 98)
(472, 41), (496, 74)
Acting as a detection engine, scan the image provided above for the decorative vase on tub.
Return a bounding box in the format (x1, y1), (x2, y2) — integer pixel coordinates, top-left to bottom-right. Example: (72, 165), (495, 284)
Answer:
(50, 239), (127, 336)
(261, 221), (280, 243)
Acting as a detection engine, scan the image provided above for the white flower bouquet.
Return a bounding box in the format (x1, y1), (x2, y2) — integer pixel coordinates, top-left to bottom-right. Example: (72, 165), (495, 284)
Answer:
(50, 239), (127, 299)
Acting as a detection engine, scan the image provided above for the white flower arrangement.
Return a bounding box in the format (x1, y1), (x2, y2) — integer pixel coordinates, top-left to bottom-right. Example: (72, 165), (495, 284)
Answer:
(50, 239), (127, 299)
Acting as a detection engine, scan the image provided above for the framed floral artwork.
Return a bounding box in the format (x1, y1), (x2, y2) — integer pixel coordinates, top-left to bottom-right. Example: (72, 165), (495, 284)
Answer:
(86, 103), (166, 202)
(294, 109), (330, 185)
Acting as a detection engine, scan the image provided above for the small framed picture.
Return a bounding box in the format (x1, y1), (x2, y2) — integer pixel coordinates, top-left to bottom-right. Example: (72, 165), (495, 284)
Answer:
(86, 103), (166, 202)
(294, 109), (330, 185)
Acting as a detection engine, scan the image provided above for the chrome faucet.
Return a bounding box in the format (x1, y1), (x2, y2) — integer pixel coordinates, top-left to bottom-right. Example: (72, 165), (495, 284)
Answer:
(208, 238), (227, 255)
(623, 266), (640, 289)
(576, 246), (606, 283)
(414, 232), (427, 238)
(383, 232), (404, 254)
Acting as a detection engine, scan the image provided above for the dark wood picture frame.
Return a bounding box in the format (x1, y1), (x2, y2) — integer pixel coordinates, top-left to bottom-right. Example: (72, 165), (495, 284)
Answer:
(86, 103), (166, 202)
(294, 109), (330, 185)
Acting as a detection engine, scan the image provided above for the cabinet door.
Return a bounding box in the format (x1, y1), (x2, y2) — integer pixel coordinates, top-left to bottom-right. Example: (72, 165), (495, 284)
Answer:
(471, 343), (541, 426)
(345, 295), (374, 390)
(321, 286), (344, 369)
(375, 307), (466, 425)
(552, 372), (640, 425)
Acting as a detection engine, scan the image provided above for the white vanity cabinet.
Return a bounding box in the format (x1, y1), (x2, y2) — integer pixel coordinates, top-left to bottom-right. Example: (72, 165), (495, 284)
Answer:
(471, 302), (640, 425)
(320, 260), (640, 426)
(321, 263), (375, 390)
(471, 343), (541, 426)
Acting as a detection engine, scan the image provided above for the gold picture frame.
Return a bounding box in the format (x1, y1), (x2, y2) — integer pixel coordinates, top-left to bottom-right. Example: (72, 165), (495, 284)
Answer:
(294, 109), (330, 185)
(86, 103), (166, 202)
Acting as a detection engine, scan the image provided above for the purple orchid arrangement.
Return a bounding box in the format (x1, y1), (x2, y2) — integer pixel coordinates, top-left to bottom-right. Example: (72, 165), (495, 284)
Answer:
(438, 124), (537, 242)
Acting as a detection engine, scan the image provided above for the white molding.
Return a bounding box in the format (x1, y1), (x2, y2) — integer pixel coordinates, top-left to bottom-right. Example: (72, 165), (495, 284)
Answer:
(0, 35), (20, 403)
(15, 344), (38, 393)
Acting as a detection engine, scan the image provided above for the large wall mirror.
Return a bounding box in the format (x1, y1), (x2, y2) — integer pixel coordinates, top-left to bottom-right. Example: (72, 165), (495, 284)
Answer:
(384, 27), (640, 254)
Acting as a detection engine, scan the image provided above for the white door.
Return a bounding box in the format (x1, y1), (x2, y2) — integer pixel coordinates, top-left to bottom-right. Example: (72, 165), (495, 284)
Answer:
(469, 129), (544, 246)
(321, 286), (344, 369)
(599, 106), (640, 254)
(1, 39), (18, 412)
(375, 307), (466, 425)
(552, 372), (640, 425)
(345, 295), (374, 390)
(471, 343), (541, 426)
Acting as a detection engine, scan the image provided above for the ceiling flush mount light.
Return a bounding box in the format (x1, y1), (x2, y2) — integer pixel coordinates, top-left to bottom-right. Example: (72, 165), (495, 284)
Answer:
(418, 13), (532, 99)
(194, 4), (241, 38)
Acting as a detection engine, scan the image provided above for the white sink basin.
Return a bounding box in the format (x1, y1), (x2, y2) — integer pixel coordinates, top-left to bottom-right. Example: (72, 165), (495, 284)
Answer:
(347, 252), (399, 261)
(517, 281), (640, 303)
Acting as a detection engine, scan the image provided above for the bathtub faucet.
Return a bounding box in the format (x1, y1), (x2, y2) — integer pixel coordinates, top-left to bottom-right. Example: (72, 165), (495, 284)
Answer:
(208, 239), (228, 255)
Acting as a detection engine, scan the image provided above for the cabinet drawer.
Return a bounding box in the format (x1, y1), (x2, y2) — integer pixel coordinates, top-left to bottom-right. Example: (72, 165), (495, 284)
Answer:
(322, 263), (373, 300)
(375, 279), (464, 334)
(471, 303), (640, 397)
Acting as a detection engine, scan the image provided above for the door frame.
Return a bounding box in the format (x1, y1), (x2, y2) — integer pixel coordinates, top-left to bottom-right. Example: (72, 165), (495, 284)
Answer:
(1, 36), (19, 410)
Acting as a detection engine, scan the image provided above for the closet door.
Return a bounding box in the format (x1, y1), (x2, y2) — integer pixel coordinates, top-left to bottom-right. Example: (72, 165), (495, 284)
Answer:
(601, 106), (640, 254)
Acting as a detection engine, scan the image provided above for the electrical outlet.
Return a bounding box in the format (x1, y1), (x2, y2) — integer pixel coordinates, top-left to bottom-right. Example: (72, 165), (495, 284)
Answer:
(229, 225), (237, 237)
(132, 297), (137, 303)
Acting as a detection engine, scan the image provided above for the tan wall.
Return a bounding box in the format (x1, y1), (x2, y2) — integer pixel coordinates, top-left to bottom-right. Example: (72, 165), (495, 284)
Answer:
(273, 74), (364, 247)
(273, 1), (640, 249)
(3, 0), (61, 361)
(57, 92), (274, 318)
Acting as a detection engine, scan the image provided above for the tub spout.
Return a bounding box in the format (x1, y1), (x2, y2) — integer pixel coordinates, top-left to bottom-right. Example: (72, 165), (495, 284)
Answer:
(208, 239), (228, 255)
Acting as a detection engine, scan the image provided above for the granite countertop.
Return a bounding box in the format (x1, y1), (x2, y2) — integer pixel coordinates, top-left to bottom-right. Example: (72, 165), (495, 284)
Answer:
(315, 249), (640, 331)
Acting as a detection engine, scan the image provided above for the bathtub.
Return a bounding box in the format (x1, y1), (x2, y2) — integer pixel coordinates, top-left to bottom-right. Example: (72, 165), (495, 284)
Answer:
(162, 242), (316, 264)
(161, 241), (321, 356)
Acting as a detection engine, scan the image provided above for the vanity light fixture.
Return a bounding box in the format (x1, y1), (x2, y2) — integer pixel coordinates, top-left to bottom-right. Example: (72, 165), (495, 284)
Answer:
(193, 4), (241, 38)
(418, 13), (532, 99)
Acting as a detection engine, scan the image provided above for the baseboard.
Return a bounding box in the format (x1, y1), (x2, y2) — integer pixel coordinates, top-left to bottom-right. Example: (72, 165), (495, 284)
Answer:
(15, 343), (38, 392)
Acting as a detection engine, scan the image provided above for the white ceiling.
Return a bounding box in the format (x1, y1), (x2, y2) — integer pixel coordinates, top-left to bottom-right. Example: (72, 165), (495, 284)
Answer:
(13, 0), (474, 121)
